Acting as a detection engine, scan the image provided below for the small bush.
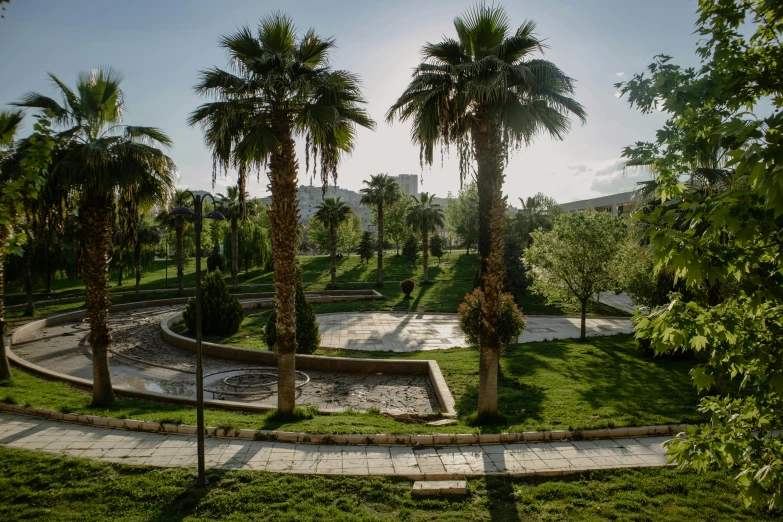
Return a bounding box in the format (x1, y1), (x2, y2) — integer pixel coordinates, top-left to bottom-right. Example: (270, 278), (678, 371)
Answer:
(400, 278), (415, 298)
(182, 268), (243, 336)
(429, 234), (445, 264)
(402, 235), (419, 266)
(458, 289), (526, 348)
(207, 246), (223, 272)
(262, 272), (321, 354)
(357, 231), (375, 264)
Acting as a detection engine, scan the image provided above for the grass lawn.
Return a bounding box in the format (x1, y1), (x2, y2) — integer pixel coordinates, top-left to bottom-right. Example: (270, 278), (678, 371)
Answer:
(0, 335), (706, 434)
(4, 251), (629, 317)
(0, 446), (775, 521)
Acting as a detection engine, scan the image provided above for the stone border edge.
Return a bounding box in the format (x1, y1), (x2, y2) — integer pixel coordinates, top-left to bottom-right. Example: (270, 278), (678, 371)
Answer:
(0, 402), (685, 446)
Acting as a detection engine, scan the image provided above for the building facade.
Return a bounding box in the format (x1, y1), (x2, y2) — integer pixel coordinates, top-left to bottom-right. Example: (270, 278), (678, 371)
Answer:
(560, 190), (636, 216)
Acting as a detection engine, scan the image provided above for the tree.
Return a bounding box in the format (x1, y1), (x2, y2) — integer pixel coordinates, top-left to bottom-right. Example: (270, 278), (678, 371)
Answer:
(503, 227), (527, 298)
(379, 197), (411, 255)
(616, 0), (783, 508)
(118, 184), (164, 297)
(15, 68), (176, 406)
(357, 230), (375, 264)
(516, 192), (562, 247)
(527, 211), (626, 340)
(387, 4), (586, 416)
(429, 234), (445, 265)
(314, 197), (353, 285)
(445, 183), (479, 253)
(405, 192), (444, 283)
(231, 220), (271, 274)
(218, 186), (252, 290)
(0, 110), (55, 381)
(306, 211), (360, 254)
(360, 173), (401, 285)
(156, 189), (192, 295)
(402, 234), (419, 267)
(190, 14), (374, 413)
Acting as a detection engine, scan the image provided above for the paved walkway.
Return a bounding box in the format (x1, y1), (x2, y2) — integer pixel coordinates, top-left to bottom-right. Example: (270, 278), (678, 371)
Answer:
(317, 313), (633, 351)
(0, 412), (669, 477)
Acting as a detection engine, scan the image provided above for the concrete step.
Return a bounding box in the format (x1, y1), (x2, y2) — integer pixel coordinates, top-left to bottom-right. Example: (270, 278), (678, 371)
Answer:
(412, 480), (468, 496)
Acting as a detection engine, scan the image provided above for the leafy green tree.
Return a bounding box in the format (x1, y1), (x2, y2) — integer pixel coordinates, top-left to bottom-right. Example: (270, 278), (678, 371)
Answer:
(360, 173), (401, 285)
(218, 186), (252, 290)
(402, 235), (419, 267)
(15, 68), (176, 406)
(429, 234), (445, 265)
(445, 183), (479, 253)
(503, 227), (527, 298)
(377, 197), (411, 255)
(190, 14), (374, 413)
(617, 0), (783, 508)
(0, 110), (55, 380)
(357, 230), (375, 264)
(314, 197), (353, 285)
(230, 220), (271, 274)
(406, 193), (445, 283)
(515, 192), (562, 247)
(388, 4), (586, 415)
(156, 189), (192, 295)
(527, 211), (626, 340)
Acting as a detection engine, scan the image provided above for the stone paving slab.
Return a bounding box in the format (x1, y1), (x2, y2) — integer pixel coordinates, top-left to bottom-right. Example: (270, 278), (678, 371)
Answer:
(0, 412), (669, 478)
(317, 313), (633, 351)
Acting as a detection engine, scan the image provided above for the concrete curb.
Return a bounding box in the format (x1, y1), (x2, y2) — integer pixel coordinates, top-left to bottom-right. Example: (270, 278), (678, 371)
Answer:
(0, 402), (686, 447)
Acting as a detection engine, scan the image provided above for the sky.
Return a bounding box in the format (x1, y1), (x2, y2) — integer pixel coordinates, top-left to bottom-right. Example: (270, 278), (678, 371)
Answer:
(0, 0), (703, 204)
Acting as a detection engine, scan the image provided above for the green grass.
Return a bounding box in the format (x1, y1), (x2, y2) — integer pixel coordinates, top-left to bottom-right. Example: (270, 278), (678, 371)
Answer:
(0, 335), (706, 434)
(0, 446), (775, 521)
(5, 251), (629, 317)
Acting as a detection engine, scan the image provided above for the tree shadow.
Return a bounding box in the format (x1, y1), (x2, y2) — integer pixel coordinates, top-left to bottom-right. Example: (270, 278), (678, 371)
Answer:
(148, 469), (224, 522)
(485, 476), (522, 522)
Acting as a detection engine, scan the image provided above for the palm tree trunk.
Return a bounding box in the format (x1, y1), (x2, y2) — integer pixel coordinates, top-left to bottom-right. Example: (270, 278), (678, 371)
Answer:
(474, 118), (506, 417)
(176, 225), (184, 295)
(231, 218), (239, 290)
(23, 234), (34, 317)
(329, 226), (337, 286)
(580, 298), (587, 341)
(0, 226), (13, 380)
(376, 203), (384, 286)
(268, 114), (299, 414)
(44, 239), (52, 294)
(81, 189), (115, 407)
(422, 230), (429, 283)
(134, 238), (142, 298)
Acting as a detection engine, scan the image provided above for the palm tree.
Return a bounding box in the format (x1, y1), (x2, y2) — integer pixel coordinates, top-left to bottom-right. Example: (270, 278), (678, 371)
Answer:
(360, 174), (401, 286)
(156, 189), (192, 295)
(314, 197), (353, 285)
(189, 14), (374, 413)
(218, 185), (252, 290)
(14, 68), (175, 406)
(387, 4), (586, 416)
(0, 109), (24, 380)
(405, 192), (445, 283)
(516, 193), (561, 247)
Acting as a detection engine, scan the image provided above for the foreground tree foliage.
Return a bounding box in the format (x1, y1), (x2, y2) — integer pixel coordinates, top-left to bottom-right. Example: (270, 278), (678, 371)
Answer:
(388, 3), (585, 415)
(617, 0), (783, 509)
(190, 14), (374, 413)
(527, 211), (626, 340)
(15, 68), (175, 406)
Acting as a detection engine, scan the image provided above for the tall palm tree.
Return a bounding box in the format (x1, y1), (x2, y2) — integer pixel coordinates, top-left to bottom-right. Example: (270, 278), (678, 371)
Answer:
(156, 189), (192, 295)
(314, 197), (353, 285)
(189, 14), (374, 413)
(14, 68), (175, 406)
(516, 193), (561, 247)
(387, 4), (586, 415)
(405, 192), (445, 283)
(359, 174), (401, 286)
(218, 185), (252, 290)
(0, 109), (24, 380)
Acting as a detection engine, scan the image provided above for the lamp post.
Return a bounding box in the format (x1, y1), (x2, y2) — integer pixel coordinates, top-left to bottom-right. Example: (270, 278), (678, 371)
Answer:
(169, 190), (224, 487)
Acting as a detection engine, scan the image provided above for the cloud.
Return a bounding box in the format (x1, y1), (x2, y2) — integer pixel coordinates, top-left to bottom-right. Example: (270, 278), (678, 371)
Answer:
(567, 163), (588, 174)
(616, 72), (624, 77)
(589, 159), (652, 195)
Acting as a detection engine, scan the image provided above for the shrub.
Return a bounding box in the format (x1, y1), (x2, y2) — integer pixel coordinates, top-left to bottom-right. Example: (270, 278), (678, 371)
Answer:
(357, 231), (375, 264)
(182, 268), (243, 336)
(429, 234), (445, 264)
(262, 273), (321, 354)
(402, 235), (419, 266)
(207, 245), (223, 272)
(400, 278), (415, 298)
(458, 289), (526, 348)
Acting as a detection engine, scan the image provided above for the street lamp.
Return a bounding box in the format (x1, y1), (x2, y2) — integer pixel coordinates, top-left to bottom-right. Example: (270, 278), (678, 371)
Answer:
(169, 190), (225, 487)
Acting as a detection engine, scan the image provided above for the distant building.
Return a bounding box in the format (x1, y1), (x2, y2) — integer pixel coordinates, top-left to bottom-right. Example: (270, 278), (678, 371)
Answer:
(391, 174), (419, 199)
(560, 190), (636, 216)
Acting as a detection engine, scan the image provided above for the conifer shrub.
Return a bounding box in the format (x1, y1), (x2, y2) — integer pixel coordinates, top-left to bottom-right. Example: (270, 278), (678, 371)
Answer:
(458, 289), (526, 348)
(207, 245), (223, 272)
(182, 268), (243, 336)
(262, 273), (320, 354)
(402, 235), (419, 267)
(400, 278), (415, 298)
